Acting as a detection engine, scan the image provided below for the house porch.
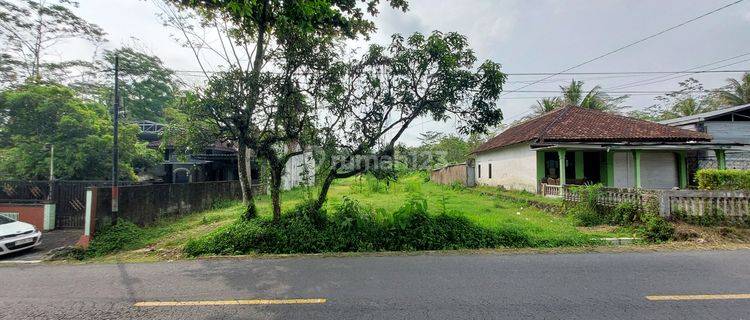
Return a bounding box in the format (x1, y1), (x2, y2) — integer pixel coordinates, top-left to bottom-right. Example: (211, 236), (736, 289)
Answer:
(535, 144), (734, 192)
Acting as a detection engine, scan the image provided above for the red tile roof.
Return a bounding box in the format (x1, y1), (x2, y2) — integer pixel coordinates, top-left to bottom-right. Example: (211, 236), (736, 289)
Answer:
(473, 106), (711, 154)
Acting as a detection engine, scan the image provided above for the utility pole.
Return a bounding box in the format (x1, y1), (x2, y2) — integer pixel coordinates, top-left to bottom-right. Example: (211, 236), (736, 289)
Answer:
(45, 144), (54, 201)
(111, 55), (120, 219)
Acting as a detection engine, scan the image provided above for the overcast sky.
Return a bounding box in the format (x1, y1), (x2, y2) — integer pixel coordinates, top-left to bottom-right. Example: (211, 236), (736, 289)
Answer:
(54, 0), (750, 145)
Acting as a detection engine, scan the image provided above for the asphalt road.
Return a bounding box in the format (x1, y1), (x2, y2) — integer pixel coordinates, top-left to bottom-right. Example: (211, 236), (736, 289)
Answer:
(2, 250), (750, 319)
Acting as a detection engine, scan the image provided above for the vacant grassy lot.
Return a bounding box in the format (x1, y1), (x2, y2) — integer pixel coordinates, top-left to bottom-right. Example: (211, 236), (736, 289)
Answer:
(87, 174), (627, 262)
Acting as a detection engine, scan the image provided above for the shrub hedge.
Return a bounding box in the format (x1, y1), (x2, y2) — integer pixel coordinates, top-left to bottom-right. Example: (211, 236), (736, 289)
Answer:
(183, 196), (570, 257)
(86, 219), (145, 257)
(565, 184), (674, 242)
(696, 169), (750, 190)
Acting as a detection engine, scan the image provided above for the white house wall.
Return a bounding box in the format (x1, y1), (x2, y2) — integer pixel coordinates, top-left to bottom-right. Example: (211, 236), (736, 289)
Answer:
(613, 151), (678, 189)
(282, 150), (316, 190)
(474, 143), (537, 192)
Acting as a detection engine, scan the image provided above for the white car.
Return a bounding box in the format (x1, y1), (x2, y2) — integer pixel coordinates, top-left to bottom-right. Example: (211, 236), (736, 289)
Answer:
(0, 215), (42, 256)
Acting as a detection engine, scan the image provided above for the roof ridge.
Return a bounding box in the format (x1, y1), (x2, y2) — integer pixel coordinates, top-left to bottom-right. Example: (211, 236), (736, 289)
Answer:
(537, 106), (573, 143)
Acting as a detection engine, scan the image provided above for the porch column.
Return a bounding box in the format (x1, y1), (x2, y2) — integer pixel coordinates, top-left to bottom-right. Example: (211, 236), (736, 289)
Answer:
(714, 149), (726, 170)
(677, 151), (687, 189)
(632, 150), (642, 188)
(574, 151), (584, 180)
(536, 150), (545, 193)
(557, 149), (567, 185)
(605, 150), (615, 187)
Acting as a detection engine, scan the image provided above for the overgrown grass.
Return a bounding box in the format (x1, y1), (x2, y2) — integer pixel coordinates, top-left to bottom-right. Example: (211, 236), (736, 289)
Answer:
(89, 173), (625, 260)
(184, 195), (585, 256)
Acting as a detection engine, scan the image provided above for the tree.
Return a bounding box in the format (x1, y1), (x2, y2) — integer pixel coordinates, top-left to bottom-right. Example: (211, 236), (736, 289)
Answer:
(531, 97), (560, 115)
(718, 72), (750, 106)
(404, 132), (488, 167)
(165, 0), (409, 220)
(99, 47), (180, 121)
(0, 84), (159, 180)
(559, 79), (626, 111)
(629, 78), (720, 121)
(0, 0), (106, 84)
(314, 31), (506, 210)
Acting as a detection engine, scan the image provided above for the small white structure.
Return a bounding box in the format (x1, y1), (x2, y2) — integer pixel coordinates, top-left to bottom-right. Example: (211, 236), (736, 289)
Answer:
(281, 142), (315, 190)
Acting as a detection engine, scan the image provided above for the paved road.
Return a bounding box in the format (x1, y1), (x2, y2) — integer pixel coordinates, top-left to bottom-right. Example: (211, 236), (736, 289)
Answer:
(2, 250), (750, 319)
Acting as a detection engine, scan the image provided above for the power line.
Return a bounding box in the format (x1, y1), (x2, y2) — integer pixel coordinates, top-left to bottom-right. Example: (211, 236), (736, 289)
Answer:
(499, 0), (745, 97)
(172, 68), (750, 76)
(609, 56), (750, 90)
(504, 69), (749, 76)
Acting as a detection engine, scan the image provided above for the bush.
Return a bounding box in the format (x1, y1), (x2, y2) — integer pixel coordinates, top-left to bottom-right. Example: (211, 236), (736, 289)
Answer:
(183, 196), (539, 257)
(696, 169), (750, 190)
(611, 201), (640, 225)
(567, 184), (606, 226)
(86, 220), (144, 257)
(641, 213), (674, 242)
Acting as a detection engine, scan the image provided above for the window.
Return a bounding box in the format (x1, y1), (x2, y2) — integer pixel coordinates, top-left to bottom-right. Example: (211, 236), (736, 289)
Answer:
(488, 163), (492, 179)
(478, 164), (481, 178)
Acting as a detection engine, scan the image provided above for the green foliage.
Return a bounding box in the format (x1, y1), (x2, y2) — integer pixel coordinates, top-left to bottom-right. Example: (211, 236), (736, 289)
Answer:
(629, 78), (722, 121)
(0, 0), (106, 85)
(611, 201), (641, 226)
(184, 196), (547, 257)
(0, 84), (159, 180)
(567, 184), (607, 226)
(640, 213), (674, 243)
(100, 47), (180, 121)
(530, 79), (626, 114)
(718, 72), (750, 106)
(86, 220), (145, 257)
(696, 169), (750, 190)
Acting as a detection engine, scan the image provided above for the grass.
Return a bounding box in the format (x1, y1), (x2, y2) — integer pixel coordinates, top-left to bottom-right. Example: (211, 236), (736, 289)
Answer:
(86, 174), (630, 262)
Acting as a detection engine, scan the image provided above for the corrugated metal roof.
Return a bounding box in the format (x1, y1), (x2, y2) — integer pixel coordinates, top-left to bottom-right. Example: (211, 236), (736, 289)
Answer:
(658, 103), (750, 126)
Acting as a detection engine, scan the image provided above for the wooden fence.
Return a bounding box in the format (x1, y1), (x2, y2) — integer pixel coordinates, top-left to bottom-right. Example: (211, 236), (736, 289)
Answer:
(431, 163), (469, 186)
(540, 183), (749, 219)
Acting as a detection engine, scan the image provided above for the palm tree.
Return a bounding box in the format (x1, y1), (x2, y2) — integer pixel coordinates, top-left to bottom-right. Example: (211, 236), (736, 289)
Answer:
(559, 79), (626, 111)
(531, 97), (560, 115)
(718, 72), (750, 106)
(670, 97), (705, 117)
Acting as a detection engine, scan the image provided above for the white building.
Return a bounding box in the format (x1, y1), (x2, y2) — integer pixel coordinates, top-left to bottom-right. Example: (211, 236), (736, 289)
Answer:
(471, 106), (744, 193)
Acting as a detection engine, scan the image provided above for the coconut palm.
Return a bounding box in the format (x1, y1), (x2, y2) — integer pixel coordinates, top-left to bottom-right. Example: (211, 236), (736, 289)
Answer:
(559, 79), (625, 111)
(531, 97), (561, 115)
(718, 72), (750, 106)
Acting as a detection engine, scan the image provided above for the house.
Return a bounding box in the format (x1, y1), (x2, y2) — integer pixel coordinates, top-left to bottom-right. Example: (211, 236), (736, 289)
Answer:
(136, 121), (314, 189)
(659, 103), (750, 172)
(470, 106), (745, 193)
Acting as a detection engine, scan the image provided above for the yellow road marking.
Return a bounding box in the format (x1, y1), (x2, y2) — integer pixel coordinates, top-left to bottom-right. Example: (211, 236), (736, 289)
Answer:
(647, 294), (750, 301)
(134, 298), (326, 307)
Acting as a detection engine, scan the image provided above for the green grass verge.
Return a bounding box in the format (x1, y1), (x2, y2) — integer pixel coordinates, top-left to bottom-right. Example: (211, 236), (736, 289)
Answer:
(87, 174), (628, 260)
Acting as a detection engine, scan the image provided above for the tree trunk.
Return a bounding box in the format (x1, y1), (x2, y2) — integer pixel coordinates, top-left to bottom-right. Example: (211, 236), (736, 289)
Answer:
(315, 172), (336, 212)
(237, 142), (256, 219)
(270, 164), (283, 222)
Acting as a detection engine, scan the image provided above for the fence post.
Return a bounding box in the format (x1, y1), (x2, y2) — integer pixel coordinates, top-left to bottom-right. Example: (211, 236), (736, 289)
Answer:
(77, 187), (97, 248)
(658, 191), (671, 218)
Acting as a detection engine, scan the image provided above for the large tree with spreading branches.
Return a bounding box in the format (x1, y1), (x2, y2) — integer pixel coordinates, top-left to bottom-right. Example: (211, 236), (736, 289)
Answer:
(314, 31), (507, 211)
(164, 0), (409, 220)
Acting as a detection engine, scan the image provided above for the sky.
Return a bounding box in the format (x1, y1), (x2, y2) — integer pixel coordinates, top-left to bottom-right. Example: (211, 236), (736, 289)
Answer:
(47, 0), (750, 145)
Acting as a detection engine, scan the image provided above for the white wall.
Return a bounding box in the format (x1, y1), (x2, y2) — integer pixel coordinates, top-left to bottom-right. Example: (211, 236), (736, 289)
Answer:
(613, 151), (678, 189)
(282, 150), (315, 190)
(474, 143), (537, 192)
